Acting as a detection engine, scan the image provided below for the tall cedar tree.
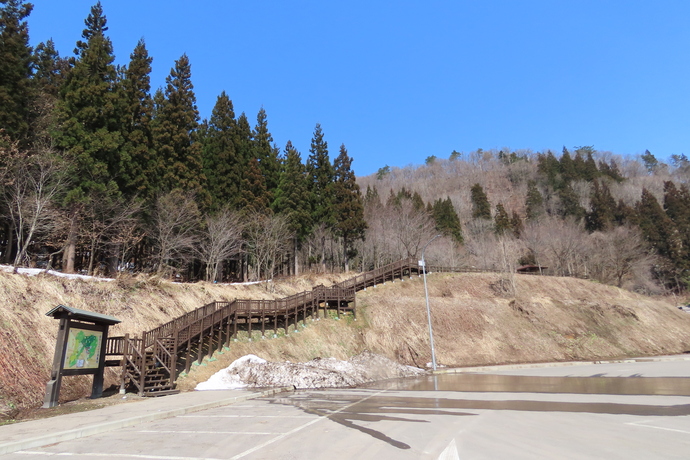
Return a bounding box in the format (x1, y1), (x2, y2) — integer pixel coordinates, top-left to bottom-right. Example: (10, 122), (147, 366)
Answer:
(0, 0), (33, 145)
(557, 183), (585, 219)
(585, 180), (616, 232)
(663, 181), (690, 261)
(119, 39), (155, 200)
(202, 91), (241, 211)
(32, 39), (69, 144)
(559, 147), (576, 184)
(470, 183), (491, 219)
(432, 197), (463, 244)
(525, 180), (544, 221)
(233, 112), (253, 206)
(273, 140), (312, 239)
(153, 53), (208, 204)
(494, 203), (511, 234)
(636, 188), (684, 274)
(54, 2), (123, 273)
(306, 123), (335, 227)
(56, 2), (123, 197)
(238, 157), (270, 214)
(333, 144), (367, 271)
(537, 150), (560, 187)
(252, 107), (280, 198)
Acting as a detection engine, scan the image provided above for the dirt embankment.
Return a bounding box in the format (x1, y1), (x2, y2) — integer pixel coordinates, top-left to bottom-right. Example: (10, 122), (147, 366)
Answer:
(2, 270), (690, 420)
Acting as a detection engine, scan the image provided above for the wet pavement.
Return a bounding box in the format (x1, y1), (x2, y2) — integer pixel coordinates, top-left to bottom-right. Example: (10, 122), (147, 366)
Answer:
(3, 357), (690, 459)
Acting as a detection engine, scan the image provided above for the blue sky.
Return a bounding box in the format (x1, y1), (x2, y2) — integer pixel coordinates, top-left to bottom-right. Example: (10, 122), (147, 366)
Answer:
(26, 1), (690, 176)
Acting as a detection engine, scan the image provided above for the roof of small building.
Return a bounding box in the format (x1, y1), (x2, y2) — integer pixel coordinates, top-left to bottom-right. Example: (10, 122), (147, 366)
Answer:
(45, 304), (121, 325)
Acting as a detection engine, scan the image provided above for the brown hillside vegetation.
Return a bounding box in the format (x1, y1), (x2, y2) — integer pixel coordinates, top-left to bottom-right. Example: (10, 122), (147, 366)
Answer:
(2, 270), (690, 420)
(358, 273), (690, 367)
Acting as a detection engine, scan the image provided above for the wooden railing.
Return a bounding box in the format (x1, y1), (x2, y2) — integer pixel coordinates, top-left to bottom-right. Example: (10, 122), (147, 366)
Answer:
(113, 258), (428, 396)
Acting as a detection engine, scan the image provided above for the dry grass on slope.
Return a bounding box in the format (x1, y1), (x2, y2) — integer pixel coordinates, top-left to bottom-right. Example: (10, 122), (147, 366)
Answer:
(0, 271), (352, 419)
(357, 273), (690, 368)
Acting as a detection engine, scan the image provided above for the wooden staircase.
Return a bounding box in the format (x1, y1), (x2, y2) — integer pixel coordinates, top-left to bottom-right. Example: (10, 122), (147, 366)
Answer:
(106, 258), (423, 396)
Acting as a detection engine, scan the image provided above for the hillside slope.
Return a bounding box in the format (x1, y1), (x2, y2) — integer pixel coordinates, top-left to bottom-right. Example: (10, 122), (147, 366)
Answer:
(358, 273), (690, 367)
(2, 270), (689, 420)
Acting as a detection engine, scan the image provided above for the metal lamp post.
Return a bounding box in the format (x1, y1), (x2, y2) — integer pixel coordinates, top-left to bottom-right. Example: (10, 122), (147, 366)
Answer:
(421, 234), (441, 371)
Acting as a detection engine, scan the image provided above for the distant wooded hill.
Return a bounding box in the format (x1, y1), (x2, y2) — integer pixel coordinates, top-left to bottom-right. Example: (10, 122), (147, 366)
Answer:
(358, 147), (690, 293)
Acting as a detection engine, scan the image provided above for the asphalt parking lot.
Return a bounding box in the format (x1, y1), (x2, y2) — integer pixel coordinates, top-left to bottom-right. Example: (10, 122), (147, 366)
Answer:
(3, 357), (690, 459)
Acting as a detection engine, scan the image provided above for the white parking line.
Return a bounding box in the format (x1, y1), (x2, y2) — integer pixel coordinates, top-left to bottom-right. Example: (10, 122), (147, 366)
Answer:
(138, 430), (281, 435)
(16, 452), (223, 460)
(178, 414), (312, 418)
(626, 420), (690, 435)
(229, 390), (388, 460)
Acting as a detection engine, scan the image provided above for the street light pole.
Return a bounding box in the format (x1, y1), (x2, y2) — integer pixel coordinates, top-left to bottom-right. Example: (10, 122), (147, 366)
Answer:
(421, 234), (441, 371)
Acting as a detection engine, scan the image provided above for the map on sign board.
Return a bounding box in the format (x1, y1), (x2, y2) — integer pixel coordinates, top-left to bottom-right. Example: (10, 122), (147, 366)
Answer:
(63, 328), (102, 370)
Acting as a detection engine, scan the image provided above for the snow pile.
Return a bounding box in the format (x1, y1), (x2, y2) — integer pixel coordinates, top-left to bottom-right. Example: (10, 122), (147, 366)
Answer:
(195, 351), (425, 391)
(0, 265), (115, 281)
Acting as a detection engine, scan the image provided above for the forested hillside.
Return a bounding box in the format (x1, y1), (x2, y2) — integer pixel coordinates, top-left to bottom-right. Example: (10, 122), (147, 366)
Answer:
(358, 148), (690, 293)
(0, 2), (366, 281)
(2, 1), (690, 293)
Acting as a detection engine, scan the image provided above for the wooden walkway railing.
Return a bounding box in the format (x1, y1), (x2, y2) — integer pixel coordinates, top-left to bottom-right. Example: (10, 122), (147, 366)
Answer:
(106, 258), (423, 396)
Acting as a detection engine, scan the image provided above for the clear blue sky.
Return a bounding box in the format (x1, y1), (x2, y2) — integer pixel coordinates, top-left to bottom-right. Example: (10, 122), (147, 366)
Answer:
(26, 0), (690, 176)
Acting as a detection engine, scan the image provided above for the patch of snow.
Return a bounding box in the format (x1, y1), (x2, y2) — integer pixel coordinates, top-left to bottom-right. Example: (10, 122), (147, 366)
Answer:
(0, 265), (114, 282)
(195, 352), (425, 391)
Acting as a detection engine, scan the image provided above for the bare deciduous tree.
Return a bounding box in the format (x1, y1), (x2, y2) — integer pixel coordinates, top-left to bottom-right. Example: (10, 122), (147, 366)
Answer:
(1, 147), (68, 268)
(81, 193), (142, 276)
(245, 212), (292, 281)
(197, 208), (244, 282)
(150, 190), (200, 276)
(590, 226), (654, 287)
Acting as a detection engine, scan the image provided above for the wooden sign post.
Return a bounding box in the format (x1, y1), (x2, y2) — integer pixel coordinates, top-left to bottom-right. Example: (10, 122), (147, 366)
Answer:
(43, 305), (121, 408)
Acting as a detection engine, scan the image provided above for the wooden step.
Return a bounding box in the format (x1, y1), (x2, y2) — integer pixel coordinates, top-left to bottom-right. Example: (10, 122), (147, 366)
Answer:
(143, 389), (180, 397)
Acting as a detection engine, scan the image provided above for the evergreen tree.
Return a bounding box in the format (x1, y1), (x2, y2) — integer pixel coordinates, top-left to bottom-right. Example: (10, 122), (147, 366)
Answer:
(252, 107), (280, 196)
(585, 180), (616, 232)
(273, 140), (312, 238)
(470, 183), (491, 219)
(33, 39), (67, 96)
(559, 147), (576, 184)
(55, 1), (123, 197)
(432, 197), (463, 244)
(333, 144), (367, 271)
(32, 39), (68, 144)
(153, 53), (207, 203)
(663, 181), (690, 261)
(54, 2), (123, 273)
(641, 150), (658, 173)
(202, 91), (242, 210)
(614, 199), (634, 226)
(557, 183), (585, 219)
(494, 203), (511, 234)
(537, 150), (560, 187)
(119, 39), (155, 199)
(510, 210), (524, 238)
(306, 123), (335, 227)
(636, 188), (684, 280)
(363, 185), (382, 209)
(525, 180), (544, 221)
(237, 157), (270, 214)
(599, 158), (624, 182)
(583, 151), (599, 181)
(0, 0), (33, 144)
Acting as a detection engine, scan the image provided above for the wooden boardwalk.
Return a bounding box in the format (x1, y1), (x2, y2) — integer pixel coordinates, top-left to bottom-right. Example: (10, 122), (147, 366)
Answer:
(105, 258), (423, 396)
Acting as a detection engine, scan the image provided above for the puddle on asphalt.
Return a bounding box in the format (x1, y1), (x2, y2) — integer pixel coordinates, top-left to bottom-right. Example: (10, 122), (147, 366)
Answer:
(267, 388), (690, 450)
(363, 373), (690, 396)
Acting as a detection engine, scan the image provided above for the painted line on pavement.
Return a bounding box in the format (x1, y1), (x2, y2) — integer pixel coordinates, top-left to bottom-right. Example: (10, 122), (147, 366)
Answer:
(229, 389), (388, 460)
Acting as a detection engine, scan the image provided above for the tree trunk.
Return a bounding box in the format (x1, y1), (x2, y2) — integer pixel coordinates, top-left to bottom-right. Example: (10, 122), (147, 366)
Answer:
(3, 223), (14, 264)
(343, 235), (350, 272)
(293, 237), (299, 276)
(63, 213), (78, 274)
